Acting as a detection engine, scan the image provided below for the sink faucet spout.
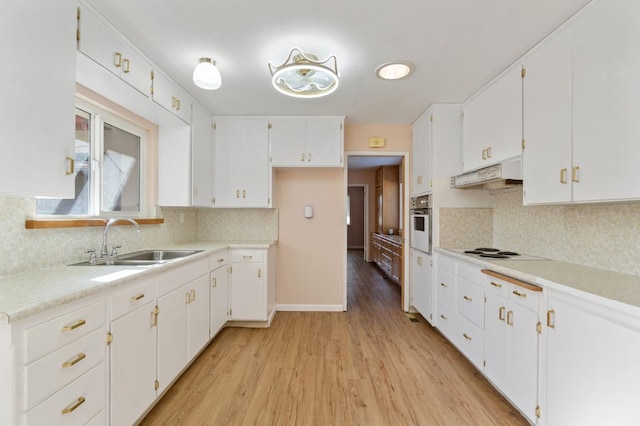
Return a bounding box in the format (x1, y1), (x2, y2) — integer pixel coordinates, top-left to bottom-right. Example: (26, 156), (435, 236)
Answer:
(101, 218), (141, 257)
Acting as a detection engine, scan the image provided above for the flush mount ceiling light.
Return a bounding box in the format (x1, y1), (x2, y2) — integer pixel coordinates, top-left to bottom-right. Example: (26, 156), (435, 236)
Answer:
(193, 57), (222, 90)
(375, 61), (414, 80)
(268, 48), (339, 98)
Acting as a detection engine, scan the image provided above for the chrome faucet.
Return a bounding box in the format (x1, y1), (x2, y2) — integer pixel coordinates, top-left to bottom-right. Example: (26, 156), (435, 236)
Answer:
(101, 218), (141, 257)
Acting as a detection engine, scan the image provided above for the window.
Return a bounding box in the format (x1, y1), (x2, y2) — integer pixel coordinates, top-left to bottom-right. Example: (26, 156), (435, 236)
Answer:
(37, 101), (147, 216)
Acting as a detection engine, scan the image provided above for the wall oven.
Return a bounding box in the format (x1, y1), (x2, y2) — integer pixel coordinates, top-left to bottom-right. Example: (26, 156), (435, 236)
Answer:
(410, 195), (431, 254)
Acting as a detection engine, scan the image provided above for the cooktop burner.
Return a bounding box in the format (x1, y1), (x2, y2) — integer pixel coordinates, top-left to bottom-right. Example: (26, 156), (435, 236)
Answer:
(480, 253), (510, 259)
(475, 248), (499, 252)
(453, 248), (548, 261)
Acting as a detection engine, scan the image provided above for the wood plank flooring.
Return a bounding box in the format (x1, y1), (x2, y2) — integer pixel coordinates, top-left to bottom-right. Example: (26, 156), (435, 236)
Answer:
(140, 249), (527, 425)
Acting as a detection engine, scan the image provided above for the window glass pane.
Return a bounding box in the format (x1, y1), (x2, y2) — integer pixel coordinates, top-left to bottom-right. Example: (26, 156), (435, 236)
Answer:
(36, 109), (91, 215)
(102, 122), (140, 212)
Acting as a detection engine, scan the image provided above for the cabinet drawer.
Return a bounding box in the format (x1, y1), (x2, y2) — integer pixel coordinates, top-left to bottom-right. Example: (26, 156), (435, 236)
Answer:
(24, 300), (106, 364)
(24, 327), (106, 411)
(485, 275), (510, 298)
(232, 249), (264, 263)
(436, 302), (459, 343)
(458, 317), (484, 369)
(86, 409), (105, 426)
(457, 278), (485, 328)
(457, 260), (484, 285)
(508, 283), (540, 312)
(437, 255), (456, 274)
(25, 362), (105, 426)
(210, 250), (228, 270)
(157, 257), (209, 296)
(437, 269), (456, 308)
(110, 277), (156, 321)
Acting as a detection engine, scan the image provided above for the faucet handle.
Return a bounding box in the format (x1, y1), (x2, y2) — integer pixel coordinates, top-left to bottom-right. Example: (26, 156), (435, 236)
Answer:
(85, 249), (97, 265)
(110, 245), (122, 256)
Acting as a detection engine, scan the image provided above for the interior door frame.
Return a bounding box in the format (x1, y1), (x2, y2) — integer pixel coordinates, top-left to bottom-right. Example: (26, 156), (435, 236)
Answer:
(347, 183), (369, 256)
(344, 151), (410, 312)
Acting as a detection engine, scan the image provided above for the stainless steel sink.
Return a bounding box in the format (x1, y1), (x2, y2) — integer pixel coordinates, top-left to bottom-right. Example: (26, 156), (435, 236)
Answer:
(70, 249), (204, 266)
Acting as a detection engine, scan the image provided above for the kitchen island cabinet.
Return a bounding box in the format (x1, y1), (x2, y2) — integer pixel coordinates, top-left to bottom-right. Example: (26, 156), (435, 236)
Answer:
(0, 0), (76, 198)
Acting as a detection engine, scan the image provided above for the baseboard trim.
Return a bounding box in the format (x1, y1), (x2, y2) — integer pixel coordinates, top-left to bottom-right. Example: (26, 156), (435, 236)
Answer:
(277, 304), (344, 312)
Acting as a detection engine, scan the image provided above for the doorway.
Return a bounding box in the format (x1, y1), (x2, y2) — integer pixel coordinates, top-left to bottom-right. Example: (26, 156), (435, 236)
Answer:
(344, 151), (410, 312)
(347, 185), (367, 250)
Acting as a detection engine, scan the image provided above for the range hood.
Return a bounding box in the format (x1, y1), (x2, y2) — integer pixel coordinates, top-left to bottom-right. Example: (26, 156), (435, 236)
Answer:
(451, 157), (523, 189)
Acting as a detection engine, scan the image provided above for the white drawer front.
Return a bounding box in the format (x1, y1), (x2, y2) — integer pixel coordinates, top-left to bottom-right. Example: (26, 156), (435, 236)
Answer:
(157, 257), (209, 296)
(25, 362), (105, 426)
(25, 327), (106, 411)
(437, 254), (456, 274)
(458, 317), (484, 370)
(210, 250), (228, 270)
(485, 275), (510, 298)
(437, 269), (456, 308)
(231, 249), (265, 263)
(86, 409), (105, 426)
(457, 278), (485, 328)
(457, 260), (484, 285)
(436, 302), (460, 344)
(110, 277), (156, 321)
(508, 283), (540, 312)
(24, 300), (106, 364)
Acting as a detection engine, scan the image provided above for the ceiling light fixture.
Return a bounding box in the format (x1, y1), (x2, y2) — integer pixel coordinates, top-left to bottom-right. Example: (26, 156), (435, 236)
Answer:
(375, 61), (414, 80)
(193, 57), (222, 90)
(268, 48), (339, 98)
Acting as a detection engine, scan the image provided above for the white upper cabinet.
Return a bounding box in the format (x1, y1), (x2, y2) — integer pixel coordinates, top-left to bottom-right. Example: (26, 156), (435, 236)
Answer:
(463, 65), (523, 172)
(0, 0), (76, 198)
(411, 110), (432, 195)
(571, 0), (640, 203)
(213, 117), (271, 208)
(191, 104), (214, 207)
(152, 71), (192, 123)
(270, 117), (344, 167)
(523, 0), (640, 205)
(522, 26), (574, 205)
(77, 5), (152, 97)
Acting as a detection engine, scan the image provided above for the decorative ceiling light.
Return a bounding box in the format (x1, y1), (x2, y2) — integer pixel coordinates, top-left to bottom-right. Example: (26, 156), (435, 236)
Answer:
(375, 61), (414, 80)
(268, 48), (339, 98)
(193, 57), (222, 90)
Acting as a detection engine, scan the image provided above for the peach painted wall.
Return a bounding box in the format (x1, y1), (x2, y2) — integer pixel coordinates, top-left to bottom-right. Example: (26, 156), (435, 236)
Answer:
(273, 168), (345, 308)
(273, 124), (412, 309)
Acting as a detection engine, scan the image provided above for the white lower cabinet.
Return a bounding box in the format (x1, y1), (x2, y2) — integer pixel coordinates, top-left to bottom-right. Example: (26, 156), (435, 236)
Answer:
(230, 247), (276, 323)
(210, 252), (230, 336)
(410, 249), (432, 324)
(543, 289), (640, 426)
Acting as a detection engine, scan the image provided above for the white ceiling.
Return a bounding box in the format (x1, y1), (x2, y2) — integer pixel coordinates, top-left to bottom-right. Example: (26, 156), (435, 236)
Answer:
(86, 0), (592, 125)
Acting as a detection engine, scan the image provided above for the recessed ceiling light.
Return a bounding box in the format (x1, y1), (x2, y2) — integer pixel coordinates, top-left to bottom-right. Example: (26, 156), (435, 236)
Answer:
(375, 61), (414, 80)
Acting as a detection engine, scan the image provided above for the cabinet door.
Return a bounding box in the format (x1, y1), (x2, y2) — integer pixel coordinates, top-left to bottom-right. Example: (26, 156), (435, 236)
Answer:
(231, 262), (266, 321)
(152, 71), (192, 123)
(0, 0), (76, 198)
(463, 65), (523, 172)
(157, 285), (188, 394)
(483, 291), (508, 393)
(305, 118), (343, 167)
(210, 266), (229, 336)
(410, 249), (432, 324)
(572, 0), (640, 202)
(507, 303), (538, 422)
(545, 292), (640, 425)
(191, 104), (214, 207)
(411, 111), (432, 195)
(269, 118), (306, 166)
(522, 27), (573, 205)
(187, 275), (210, 360)
(110, 302), (157, 426)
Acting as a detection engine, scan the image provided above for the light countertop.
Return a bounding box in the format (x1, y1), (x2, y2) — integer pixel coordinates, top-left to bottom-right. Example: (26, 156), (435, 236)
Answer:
(0, 240), (276, 325)
(373, 233), (403, 244)
(436, 247), (640, 316)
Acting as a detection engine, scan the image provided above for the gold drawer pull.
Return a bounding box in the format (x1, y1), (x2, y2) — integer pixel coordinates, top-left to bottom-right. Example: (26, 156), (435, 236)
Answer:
(66, 156), (75, 175)
(463, 333), (472, 341)
(507, 311), (514, 326)
(123, 58), (130, 73)
(62, 396), (85, 414)
(191, 289), (196, 301)
(217, 258), (225, 263)
(490, 281), (502, 288)
(301, 153), (305, 162)
(482, 149), (487, 160)
(547, 310), (556, 329)
(151, 306), (159, 327)
(499, 306), (506, 321)
(487, 147), (492, 158)
(560, 168), (568, 184)
(512, 290), (527, 298)
(463, 295), (472, 302)
(572, 166), (580, 183)
(212, 277), (217, 288)
(243, 255), (253, 260)
(130, 293), (145, 301)
(62, 352), (86, 368)
(440, 282), (448, 288)
(114, 52), (122, 67)
(62, 319), (86, 332)
(440, 314), (447, 321)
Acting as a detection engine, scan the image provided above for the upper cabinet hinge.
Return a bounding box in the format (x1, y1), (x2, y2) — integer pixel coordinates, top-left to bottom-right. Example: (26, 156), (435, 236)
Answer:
(106, 331), (112, 346)
(522, 139), (526, 150)
(268, 123), (272, 129)
(535, 406), (541, 418)
(536, 322), (542, 334)
(340, 122), (343, 130)
(213, 123), (217, 130)
(76, 7), (81, 43)
(521, 68), (526, 78)
(155, 380), (160, 391)
(429, 114), (433, 122)
(150, 70), (154, 80)
(229, 266), (232, 274)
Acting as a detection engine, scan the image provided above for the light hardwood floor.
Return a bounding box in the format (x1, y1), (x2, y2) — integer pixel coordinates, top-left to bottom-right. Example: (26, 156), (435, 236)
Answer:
(140, 250), (527, 425)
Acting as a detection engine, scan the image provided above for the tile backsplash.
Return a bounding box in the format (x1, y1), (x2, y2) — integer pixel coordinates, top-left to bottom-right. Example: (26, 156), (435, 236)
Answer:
(493, 190), (640, 276)
(197, 208), (278, 241)
(438, 208), (493, 249)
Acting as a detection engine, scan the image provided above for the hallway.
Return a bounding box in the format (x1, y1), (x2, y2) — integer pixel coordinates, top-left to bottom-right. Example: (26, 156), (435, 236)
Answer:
(141, 250), (526, 425)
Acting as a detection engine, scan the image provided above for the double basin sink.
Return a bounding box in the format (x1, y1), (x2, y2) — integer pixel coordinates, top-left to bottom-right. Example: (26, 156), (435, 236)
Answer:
(72, 249), (204, 266)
